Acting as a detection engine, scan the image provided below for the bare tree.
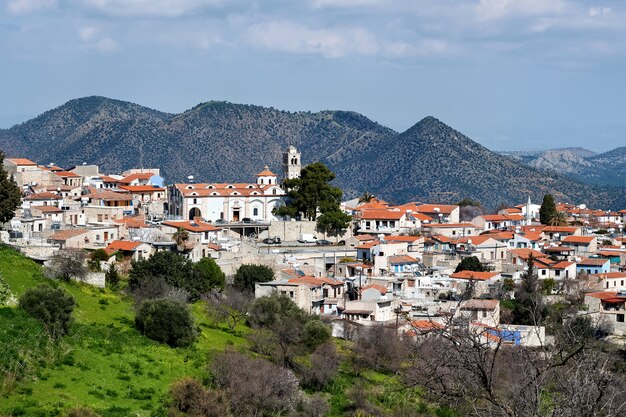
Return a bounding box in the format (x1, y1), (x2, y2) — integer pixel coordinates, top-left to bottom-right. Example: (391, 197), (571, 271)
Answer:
(301, 342), (340, 389)
(46, 249), (88, 282)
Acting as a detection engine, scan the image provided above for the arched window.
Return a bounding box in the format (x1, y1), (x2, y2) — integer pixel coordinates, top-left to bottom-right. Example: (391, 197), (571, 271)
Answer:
(193, 198), (197, 204)
(273, 189), (277, 195)
(253, 208), (259, 216)
(260, 179), (264, 184)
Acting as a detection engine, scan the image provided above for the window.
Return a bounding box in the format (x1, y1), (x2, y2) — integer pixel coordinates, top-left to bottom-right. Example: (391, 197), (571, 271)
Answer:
(95, 234), (100, 241)
(555, 270), (561, 277)
(289, 291), (294, 298)
(193, 198), (197, 204)
(452, 231), (457, 236)
(272, 189), (277, 195)
(260, 179), (264, 184)
(541, 270), (546, 276)
(618, 314), (625, 323)
(253, 208), (258, 216)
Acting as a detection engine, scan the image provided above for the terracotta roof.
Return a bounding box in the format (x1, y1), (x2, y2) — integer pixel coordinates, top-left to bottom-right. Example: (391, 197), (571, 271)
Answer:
(500, 207), (522, 214)
(54, 171), (80, 178)
(586, 291), (626, 301)
(359, 209), (404, 220)
(450, 271), (499, 281)
(415, 204), (457, 214)
(287, 276), (343, 288)
(503, 213), (524, 221)
(32, 205), (62, 213)
(119, 185), (165, 192)
(577, 258), (609, 266)
(510, 248), (546, 260)
(356, 241), (378, 249)
(354, 199), (390, 210)
(562, 236), (596, 244)
(255, 165), (277, 176)
(354, 234), (376, 241)
(174, 183), (282, 197)
(429, 235), (453, 243)
(24, 192), (62, 200)
(461, 299), (499, 310)
(85, 190), (133, 201)
(113, 216), (148, 228)
(388, 255), (418, 264)
(119, 172), (155, 183)
(594, 272), (626, 279)
(49, 228), (88, 241)
(100, 175), (121, 182)
(552, 261), (575, 269)
(410, 320), (444, 330)
(107, 240), (142, 251)
(361, 284), (388, 294)
(422, 223), (475, 229)
(456, 235), (496, 246)
(597, 251), (622, 257)
(542, 246), (575, 252)
(543, 226), (579, 233)
(480, 214), (509, 222)
(385, 235), (422, 243)
(6, 158), (36, 166)
(162, 220), (221, 233)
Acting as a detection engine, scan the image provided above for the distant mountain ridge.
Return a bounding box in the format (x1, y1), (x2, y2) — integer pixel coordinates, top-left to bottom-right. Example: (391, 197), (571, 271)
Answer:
(501, 146), (626, 187)
(1, 96), (624, 209)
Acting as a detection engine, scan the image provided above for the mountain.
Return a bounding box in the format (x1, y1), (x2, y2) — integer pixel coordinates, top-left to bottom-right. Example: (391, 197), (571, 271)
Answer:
(508, 146), (626, 187)
(1, 97), (624, 209)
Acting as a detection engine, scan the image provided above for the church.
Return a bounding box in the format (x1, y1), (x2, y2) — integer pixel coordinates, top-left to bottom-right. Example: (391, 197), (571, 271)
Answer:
(168, 146), (301, 222)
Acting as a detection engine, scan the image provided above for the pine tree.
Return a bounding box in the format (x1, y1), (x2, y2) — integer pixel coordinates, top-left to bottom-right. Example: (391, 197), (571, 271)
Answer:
(0, 150), (21, 226)
(539, 194), (557, 225)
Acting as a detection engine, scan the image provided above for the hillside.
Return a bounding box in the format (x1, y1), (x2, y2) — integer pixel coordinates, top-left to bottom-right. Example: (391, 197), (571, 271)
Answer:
(506, 146), (626, 188)
(1, 97), (624, 208)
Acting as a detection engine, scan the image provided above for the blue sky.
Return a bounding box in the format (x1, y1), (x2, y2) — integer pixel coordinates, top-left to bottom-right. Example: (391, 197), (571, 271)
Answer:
(1, 0), (625, 152)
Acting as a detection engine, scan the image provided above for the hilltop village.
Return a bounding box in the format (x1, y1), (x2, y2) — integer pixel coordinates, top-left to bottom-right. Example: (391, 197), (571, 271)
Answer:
(2, 146), (626, 345)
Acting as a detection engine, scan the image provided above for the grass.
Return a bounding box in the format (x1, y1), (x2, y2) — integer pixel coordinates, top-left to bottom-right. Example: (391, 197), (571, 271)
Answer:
(0, 245), (247, 416)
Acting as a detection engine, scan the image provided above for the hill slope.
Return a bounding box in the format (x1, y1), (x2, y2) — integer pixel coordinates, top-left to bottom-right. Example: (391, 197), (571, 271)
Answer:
(1, 97), (624, 208)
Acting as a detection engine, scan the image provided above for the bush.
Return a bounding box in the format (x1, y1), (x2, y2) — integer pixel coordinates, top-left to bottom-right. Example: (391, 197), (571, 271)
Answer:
(193, 257), (226, 292)
(105, 264), (120, 289)
(47, 249), (88, 282)
(168, 377), (231, 417)
(89, 249), (110, 271)
(19, 284), (75, 340)
(66, 407), (100, 417)
(301, 320), (332, 351)
(233, 264), (274, 292)
(135, 298), (197, 347)
(454, 256), (488, 273)
(301, 343), (339, 389)
(129, 251), (197, 299)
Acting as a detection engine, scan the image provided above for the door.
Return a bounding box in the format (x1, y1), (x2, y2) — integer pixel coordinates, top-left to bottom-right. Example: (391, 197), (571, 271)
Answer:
(233, 209), (240, 222)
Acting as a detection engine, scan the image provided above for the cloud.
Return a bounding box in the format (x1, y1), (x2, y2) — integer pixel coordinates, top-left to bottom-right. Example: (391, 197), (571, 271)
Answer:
(7, 0), (56, 15)
(311, 0), (389, 9)
(474, 0), (567, 21)
(245, 21), (448, 59)
(78, 26), (119, 52)
(77, 0), (227, 17)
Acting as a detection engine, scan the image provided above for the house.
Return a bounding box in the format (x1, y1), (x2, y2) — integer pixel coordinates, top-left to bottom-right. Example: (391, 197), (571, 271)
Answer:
(48, 228), (89, 249)
(584, 291), (626, 335)
(361, 283), (390, 300)
(168, 166), (287, 223)
(457, 299), (500, 328)
(106, 240), (152, 262)
(577, 258), (610, 275)
(449, 270), (501, 297)
(255, 276), (345, 315)
(455, 235), (508, 263)
(119, 185), (167, 219)
(597, 272), (626, 290)
(414, 204), (460, 223)
(471, 214), (511, 232)
(542, 226), (581, 241)
(22, 192), (62, 209)
(388, 255), (420, 274)
(340, 298), (396, 324)
(421, 223), (477, 238)
(82, 190), (134, 223)
(561, 235), (598, 256)
(356, 208), (406, 234)
(3, 158), (62, 187)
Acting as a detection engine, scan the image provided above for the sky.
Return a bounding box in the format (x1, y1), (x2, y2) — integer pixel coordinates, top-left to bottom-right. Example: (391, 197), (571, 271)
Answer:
(1, 0), (625, 152)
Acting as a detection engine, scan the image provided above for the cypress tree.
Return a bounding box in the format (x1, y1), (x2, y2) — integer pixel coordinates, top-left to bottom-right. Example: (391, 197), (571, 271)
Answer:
(539, 194), (557, 225)
(0, 150), (21, 226)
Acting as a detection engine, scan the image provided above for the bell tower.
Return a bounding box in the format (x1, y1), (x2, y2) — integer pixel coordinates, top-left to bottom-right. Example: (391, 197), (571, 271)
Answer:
(282, 145), (301, 182)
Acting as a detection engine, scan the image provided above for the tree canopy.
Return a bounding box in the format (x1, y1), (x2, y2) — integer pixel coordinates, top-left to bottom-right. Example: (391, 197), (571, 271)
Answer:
(233, 264), (274, 293)
(454, 256), (488, 273)
(274, 162), (351, 234)
(19, 284), (75, 340)
(135, 298), (197, 347)
(0, 150), (22, 225)
(539, 194), (557, 225)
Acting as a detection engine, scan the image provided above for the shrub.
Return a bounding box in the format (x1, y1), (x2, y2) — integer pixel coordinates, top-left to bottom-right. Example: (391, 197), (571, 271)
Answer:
(66, 407), (100, 417)
(301, 320), (332, 351)
(105, 264), (120, 289)
(193, 257), (226, 291)
(19, 284), (75, 340)
(233, 264), (274, 292)
(47, 249), (88, 282)
(89, 249), (110, 271)
(168, 377), (231, 417)
(301, 343), (339, 389)
(135, 298), (197, 347)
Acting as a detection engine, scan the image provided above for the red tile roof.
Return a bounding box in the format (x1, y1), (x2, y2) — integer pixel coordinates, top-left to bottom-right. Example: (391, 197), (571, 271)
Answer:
(119, 185), (165, 193)
(162, 220), (221, 233)
(450, 271), (499, 281)
(577, 258), (609, 266)
(543, 226), (579, 233)
(49, 228), (88, 241)
(85, 190), (133, 201)
(107, 240), (143, 251)
(415, 204), (457, 214)
(119, 172), (155, 184)
(510, 248), (546, 260)
(6, 158), (36, 166)
(359, 209), (404, 220)
(362, 284), (388, 294)
(24, 192), (62, 200)
(422, 223), (475, 229)
(255, 166), (277, 176)
(562, 236), (596, 244)
(388, 255), (418, 264)
(32, 206), (62, 213)
(480, 214), (509, 222)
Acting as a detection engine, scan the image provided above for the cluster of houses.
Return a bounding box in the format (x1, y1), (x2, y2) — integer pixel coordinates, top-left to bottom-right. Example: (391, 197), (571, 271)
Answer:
(3, 148), (626, 344)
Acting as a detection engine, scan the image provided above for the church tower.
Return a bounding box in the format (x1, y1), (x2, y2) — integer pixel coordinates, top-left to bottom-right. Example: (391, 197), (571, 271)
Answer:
(282, 145), (301, 182)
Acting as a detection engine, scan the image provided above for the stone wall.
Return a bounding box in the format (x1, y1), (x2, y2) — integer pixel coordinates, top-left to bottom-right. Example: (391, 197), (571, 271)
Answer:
(265, 220), (353, 242)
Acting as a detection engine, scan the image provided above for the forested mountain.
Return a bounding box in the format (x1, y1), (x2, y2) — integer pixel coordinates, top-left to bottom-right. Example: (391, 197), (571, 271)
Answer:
(1, 97), (624, 209)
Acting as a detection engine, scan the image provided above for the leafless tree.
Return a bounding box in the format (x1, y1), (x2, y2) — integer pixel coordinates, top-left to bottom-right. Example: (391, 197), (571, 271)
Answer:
(301, 342), (340, 389)
(168, 377), (231, 417)
(210, 350), (300, 417)
(352, 324), (410, 374)
(204, 287), (253, 331)
(46, 249), (87, 282)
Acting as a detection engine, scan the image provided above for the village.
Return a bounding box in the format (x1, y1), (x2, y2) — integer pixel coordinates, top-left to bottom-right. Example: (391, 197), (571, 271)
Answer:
(2, 147), (626, 347)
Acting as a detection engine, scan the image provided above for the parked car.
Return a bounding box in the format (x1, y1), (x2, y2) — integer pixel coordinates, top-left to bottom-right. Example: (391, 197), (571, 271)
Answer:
(316, 239), (332, 246)
(215, 218), (227, 224)
(241, 217), (253, 224)
(263, 236), (282, 245)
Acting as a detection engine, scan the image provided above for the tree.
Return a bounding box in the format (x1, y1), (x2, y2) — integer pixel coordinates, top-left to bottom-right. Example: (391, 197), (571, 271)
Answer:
(205, 287), (253, 331)
(211, 350), (300, 416)
(88, 249), (110, 272)
(135, 298), (197, 347)
(549, 210), (568, 226)
(19, 284), (75, 340)
(193, 257), (226, 291)
(454, 256), (488, 273)
(233, 264), (274, 293)
(316, 209), (352, 237)
(105, 264), (120, 289)
(512, 254), (547, 325)
(357, 192), (375, 204)
(47, 249), (88, 282)
(274, 162), (343, 221)
(173, 227), (190, 252)
(129, 251), (198, 299)
(456, 198), (481, 207)
(0, 150), (21, 226)
(301, 342), (340, 390)
(539, 193), (557, 225)
(300, 319), (332, 350)
(168, 377), (231, 417)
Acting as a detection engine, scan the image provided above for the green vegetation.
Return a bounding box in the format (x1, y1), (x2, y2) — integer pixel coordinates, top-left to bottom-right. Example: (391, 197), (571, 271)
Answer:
(454, 256), (488, 273)
(539, 193), (557, 225)
(135, 298), (198, 347)
(19, 284), (75, 340)
(0, 149), (21, 225)
(233, 264), (274, 293)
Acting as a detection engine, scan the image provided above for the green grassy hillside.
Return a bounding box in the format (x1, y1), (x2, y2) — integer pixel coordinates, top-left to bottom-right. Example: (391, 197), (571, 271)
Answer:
(0, 245), (246, 416)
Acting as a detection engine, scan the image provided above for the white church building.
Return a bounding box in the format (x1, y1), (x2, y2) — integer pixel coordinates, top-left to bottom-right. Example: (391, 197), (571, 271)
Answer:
(168, 146), (301, 222)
